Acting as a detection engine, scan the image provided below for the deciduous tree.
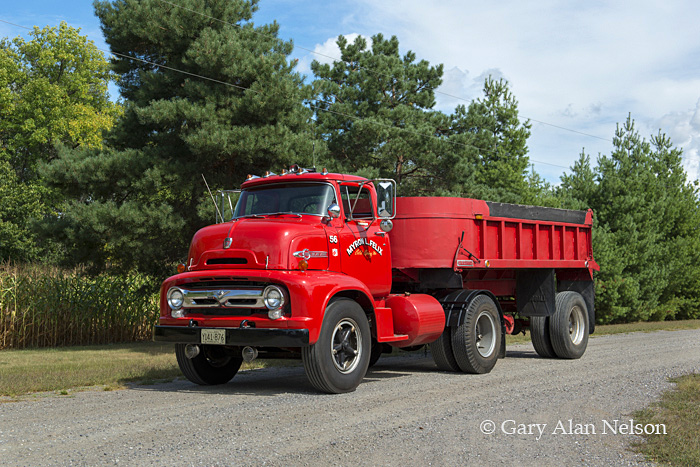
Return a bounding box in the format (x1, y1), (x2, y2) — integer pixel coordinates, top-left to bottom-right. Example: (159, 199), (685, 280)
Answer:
(0, 22), (119, 262)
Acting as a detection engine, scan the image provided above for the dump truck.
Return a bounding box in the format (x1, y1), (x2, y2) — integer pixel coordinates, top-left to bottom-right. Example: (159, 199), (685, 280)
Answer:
(154, 165), (598, 393)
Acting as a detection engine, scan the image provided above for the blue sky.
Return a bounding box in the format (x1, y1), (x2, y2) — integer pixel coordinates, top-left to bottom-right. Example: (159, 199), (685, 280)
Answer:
(3, 0), (700, 184)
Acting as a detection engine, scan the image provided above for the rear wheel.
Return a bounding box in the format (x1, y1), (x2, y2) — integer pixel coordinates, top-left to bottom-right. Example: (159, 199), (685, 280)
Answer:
(450, 295), (502, 374)
(175, 344), (242, 385)
(549, 291), (589, 359)
(302, 299), (371, 394)
(430, 330), (461, 371)
(530, 316), (556, 358)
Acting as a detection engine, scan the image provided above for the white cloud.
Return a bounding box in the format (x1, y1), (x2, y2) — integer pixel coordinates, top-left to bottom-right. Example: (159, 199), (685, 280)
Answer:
(341, 0), (700, 182)
(434, 67), (506, 112)
(655, 98), (700, 180)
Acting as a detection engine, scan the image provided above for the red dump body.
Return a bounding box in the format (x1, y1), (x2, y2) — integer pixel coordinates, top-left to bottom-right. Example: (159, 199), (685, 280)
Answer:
(390, 197), (598, 273)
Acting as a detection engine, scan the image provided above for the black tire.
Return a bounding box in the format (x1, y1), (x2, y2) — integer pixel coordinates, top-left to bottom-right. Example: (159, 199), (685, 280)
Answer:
(530, 316), (556, 358)
(302, 298), (371, 394)
(429, 330), (461, 371)
(450, 295), (502, 374)
(549, 291), (589, 359)
(175, 344), (242, 385)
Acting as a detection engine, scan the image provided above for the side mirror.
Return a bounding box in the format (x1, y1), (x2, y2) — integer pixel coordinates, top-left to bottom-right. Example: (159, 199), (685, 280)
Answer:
(375, 180), (396, 219)
(380, 219), (393, 232)
(327, 204), (341, 219)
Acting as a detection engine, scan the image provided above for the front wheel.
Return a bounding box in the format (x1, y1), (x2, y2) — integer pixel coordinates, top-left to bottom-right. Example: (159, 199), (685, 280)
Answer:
(302, 298), (371, 394)
(175, 344), (243, 385)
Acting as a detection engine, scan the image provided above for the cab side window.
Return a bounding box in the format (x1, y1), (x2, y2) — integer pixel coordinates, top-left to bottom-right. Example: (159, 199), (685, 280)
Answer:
(340, 185), (374, 219)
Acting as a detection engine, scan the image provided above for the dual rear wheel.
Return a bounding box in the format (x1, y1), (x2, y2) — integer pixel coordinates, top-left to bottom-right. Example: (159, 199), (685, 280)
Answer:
(531, 291), (589, 359)
(430, 294), (502, 374)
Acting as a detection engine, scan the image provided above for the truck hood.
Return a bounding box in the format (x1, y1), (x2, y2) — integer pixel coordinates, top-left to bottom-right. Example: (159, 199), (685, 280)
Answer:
(186, 217), (330, 271)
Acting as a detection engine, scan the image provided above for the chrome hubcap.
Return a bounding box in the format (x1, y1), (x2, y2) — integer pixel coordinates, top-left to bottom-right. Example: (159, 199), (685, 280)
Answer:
(331, 318), (362, 373)
(569, 305), (585, 345)
(475, 311), (497, 357)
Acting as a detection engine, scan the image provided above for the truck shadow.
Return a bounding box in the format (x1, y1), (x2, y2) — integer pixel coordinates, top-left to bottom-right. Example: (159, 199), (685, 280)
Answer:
(505, 349), (541, 359)
(128, 356), (447, 396)
(128, 351), (543, 397)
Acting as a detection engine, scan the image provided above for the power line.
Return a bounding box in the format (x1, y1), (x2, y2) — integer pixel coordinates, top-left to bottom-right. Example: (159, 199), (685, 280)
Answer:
(0, 17), (572, 170)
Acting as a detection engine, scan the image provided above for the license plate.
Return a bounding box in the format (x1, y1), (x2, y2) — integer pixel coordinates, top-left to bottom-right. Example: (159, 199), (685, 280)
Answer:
(201, 329), (226, 345)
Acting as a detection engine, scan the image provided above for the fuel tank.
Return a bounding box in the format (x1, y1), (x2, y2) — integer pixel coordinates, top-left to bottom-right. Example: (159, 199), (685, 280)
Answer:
(386, 294), (445, 347)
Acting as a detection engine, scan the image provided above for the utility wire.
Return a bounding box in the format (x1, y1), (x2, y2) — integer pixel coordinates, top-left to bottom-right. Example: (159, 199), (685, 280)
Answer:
(155, 0), (614, 144)
(0, 18), (595, 171)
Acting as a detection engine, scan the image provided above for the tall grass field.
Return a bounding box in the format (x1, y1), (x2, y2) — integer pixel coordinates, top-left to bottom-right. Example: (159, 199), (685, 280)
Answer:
(0, 264), (159, 350)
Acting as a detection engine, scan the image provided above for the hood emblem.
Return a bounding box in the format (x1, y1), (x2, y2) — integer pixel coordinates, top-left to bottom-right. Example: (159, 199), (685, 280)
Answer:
(293, 249), (328, 260)
(223, 237), (233, 249)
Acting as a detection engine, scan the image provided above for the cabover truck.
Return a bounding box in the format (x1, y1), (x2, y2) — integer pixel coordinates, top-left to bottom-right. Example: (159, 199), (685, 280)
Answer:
(154, 166), (599, 394)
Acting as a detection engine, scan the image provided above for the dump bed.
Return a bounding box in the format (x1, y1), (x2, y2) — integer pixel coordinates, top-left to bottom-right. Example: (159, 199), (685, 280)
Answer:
(389, 197), (598, 272)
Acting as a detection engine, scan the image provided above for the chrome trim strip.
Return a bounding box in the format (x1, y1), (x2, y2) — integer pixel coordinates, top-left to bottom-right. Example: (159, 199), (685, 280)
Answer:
(181, 288), (265, 309)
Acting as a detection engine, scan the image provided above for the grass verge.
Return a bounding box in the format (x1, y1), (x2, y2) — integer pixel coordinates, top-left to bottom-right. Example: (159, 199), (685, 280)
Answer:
(0, 342), (293, 398)
(0, 319), (698, 398)
(632, 373), (700, 466)
(506, 318), (700, 345)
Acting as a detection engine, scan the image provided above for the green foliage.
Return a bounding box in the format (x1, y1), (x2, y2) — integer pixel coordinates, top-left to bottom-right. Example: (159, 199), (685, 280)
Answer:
(559, 116), (700, 323)
(0, 22), (120, 263)
(0, 263), (158, 349)
(0, 22), (120, 180)
(311, 34), (450, 195)
(312, 40), (532, 200)
(0, 161), (43, 261)
(43, 0), (314, 274)
(448, 77), (532, 202)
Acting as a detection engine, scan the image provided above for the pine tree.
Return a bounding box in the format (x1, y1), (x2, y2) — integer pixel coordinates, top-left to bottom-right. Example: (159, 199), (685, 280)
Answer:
(311, 34), (451, 195)
(559, 115), (700, 322)
(449, 77), (532, 202)
(42, 0), (314, 273)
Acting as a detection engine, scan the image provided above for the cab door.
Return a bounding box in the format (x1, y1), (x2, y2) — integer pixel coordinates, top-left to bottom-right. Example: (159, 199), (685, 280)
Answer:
(332, 183), (391, 298)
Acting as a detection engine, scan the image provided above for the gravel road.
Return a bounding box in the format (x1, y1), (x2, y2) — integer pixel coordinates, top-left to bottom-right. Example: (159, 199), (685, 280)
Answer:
(1, 329), (699, 467)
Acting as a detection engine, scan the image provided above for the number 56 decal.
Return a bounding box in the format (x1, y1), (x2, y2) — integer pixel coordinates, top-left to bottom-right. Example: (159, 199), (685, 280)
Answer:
(329, 235), (338, 244)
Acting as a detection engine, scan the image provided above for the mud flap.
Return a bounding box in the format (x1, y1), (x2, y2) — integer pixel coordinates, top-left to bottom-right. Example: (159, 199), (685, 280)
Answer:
(516, 269), (555, 317)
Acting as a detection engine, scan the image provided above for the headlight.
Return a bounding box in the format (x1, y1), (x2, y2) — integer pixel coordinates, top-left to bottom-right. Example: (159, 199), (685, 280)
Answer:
(263, 285), (285, 310)
(168, 287), (184, 310)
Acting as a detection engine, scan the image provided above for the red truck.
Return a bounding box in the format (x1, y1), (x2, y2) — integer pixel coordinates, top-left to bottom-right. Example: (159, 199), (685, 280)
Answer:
(154, 165), (599, 393)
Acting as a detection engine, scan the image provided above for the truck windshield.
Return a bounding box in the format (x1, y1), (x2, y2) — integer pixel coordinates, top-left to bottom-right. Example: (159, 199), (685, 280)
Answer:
(233, 183), (337, 218)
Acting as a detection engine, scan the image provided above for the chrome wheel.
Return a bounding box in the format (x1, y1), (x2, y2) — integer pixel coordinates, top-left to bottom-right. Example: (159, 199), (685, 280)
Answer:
(550, 291), (589, 359)
(450, 294), (502, 374)
(331, 318), (362, 374)
(475, 310), (497, 357)
(569, 305), (586, 345)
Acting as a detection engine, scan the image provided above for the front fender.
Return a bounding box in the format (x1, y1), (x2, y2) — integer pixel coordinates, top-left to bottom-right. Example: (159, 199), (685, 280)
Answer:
(283, 270), (375, 344)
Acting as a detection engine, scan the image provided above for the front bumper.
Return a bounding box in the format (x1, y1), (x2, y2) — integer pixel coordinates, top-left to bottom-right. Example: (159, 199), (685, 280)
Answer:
(154, 325), (309, 347)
